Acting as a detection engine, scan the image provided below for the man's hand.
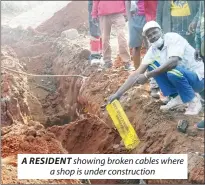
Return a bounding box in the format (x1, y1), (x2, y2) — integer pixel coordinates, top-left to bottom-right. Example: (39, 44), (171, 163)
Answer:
(194, 49), (200, 60)
(136, 74), (148, 85)
(92, 17), (99, 25)
(107, 94), (120, 104)
(188, 22), (197, 34)
(131, 10), (136, 17)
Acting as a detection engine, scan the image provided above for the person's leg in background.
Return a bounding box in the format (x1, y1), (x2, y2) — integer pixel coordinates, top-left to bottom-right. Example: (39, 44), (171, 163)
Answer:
(128, 15), (146, 70)
(132, 47), (141, 69)
(142, 35), (149, 52)
(88, 1), (101, 62)
(99, 15), (113, 68)
(90, 36), (101, 60)
(144, 0), (161, 98)
(112, 13), (134, 71)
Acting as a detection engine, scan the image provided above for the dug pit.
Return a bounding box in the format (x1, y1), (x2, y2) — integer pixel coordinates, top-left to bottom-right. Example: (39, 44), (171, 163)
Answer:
(1, 2), (204, 184)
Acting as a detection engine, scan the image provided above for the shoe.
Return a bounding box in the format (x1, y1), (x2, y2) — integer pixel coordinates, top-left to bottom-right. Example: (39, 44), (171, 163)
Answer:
(150, 88), (160, 99)
(101, 62), (113, 69)
(89, 54), (101, 61)
(184, 94), (202, 115)
(194, 120), (204, 130)
(160, 96), (170, 105)
(90, 59), (101, 65)
(99, 58), (105, 66)
(160, 95), (184, 111)
(124, 63), (135, 71)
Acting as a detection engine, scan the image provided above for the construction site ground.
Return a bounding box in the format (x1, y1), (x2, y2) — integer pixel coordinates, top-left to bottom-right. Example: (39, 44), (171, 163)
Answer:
(1, 1), (204, 184)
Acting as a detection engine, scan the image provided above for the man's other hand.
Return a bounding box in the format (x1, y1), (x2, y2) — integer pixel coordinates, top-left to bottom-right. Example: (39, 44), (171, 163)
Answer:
(131, 10), (136, 17)
(188, 22), (197, 34)
(107, 94), (120, 104)
(136, 74), (148, 85)
(92, 17), (99, 25)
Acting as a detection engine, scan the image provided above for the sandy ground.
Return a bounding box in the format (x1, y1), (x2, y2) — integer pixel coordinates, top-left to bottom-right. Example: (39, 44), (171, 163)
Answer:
(1, 1), (128, 60)
(2, 1), (69, 28)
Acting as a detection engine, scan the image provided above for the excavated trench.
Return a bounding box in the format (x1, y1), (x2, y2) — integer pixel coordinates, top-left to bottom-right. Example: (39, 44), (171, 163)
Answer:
(1, 25), (205, 185)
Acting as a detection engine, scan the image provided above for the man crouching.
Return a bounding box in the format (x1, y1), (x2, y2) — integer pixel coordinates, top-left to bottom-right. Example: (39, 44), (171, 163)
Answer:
(108, 21), (204, 115)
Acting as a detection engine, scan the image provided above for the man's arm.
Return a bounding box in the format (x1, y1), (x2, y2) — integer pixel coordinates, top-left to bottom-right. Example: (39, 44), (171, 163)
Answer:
(146, 57), (179, 78)
(113, 64), (148, 98)
(156, 1), (164, 26)
(107, 47), (154, 102)
(114, 47), (154, 97)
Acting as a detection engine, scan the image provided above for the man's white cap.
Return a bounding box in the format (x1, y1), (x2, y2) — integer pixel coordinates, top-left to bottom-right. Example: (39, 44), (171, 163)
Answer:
(142, 21), (161, 36)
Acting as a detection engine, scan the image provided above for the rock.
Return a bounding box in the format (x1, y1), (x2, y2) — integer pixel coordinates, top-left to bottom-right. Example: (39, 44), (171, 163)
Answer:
(2, 82), (10, 93)
(47, 132), (56, 139)
(79, 49), (90, 60)
(113, 144), (120, 149)
(61, 29), (79, 40)
(187, 127), (198, 137)
(36, 130), (46, 137)
(25, 135), (35, 142)
(28, 120), (38, 126)
(26, 129), (37, 137)
(187, 130), (198, 137)
(97, 68), (102, 72)
(34, 123), (44, 130)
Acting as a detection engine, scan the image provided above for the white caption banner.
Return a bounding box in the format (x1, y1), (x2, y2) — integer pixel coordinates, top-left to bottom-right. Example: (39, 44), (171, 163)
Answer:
(18, 154), (188, 179)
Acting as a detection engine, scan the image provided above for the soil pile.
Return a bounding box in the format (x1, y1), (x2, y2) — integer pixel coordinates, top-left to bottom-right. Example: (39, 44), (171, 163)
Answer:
(36, 1), (88, 36)
(1, 118), (80, 184)
(48, 114), (127, 154)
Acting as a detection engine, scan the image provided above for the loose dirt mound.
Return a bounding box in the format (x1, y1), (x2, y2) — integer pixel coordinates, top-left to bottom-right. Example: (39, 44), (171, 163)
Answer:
(2, 165), (80, 185)
(1, 120), (81, 184)
(1, 120), (68, 158)
(48, 114), (127, 154)
(36, 1), (88, 37)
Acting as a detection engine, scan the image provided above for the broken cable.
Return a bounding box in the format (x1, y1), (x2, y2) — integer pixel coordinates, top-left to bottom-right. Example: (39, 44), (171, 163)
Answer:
(2, 66), (87, 79)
